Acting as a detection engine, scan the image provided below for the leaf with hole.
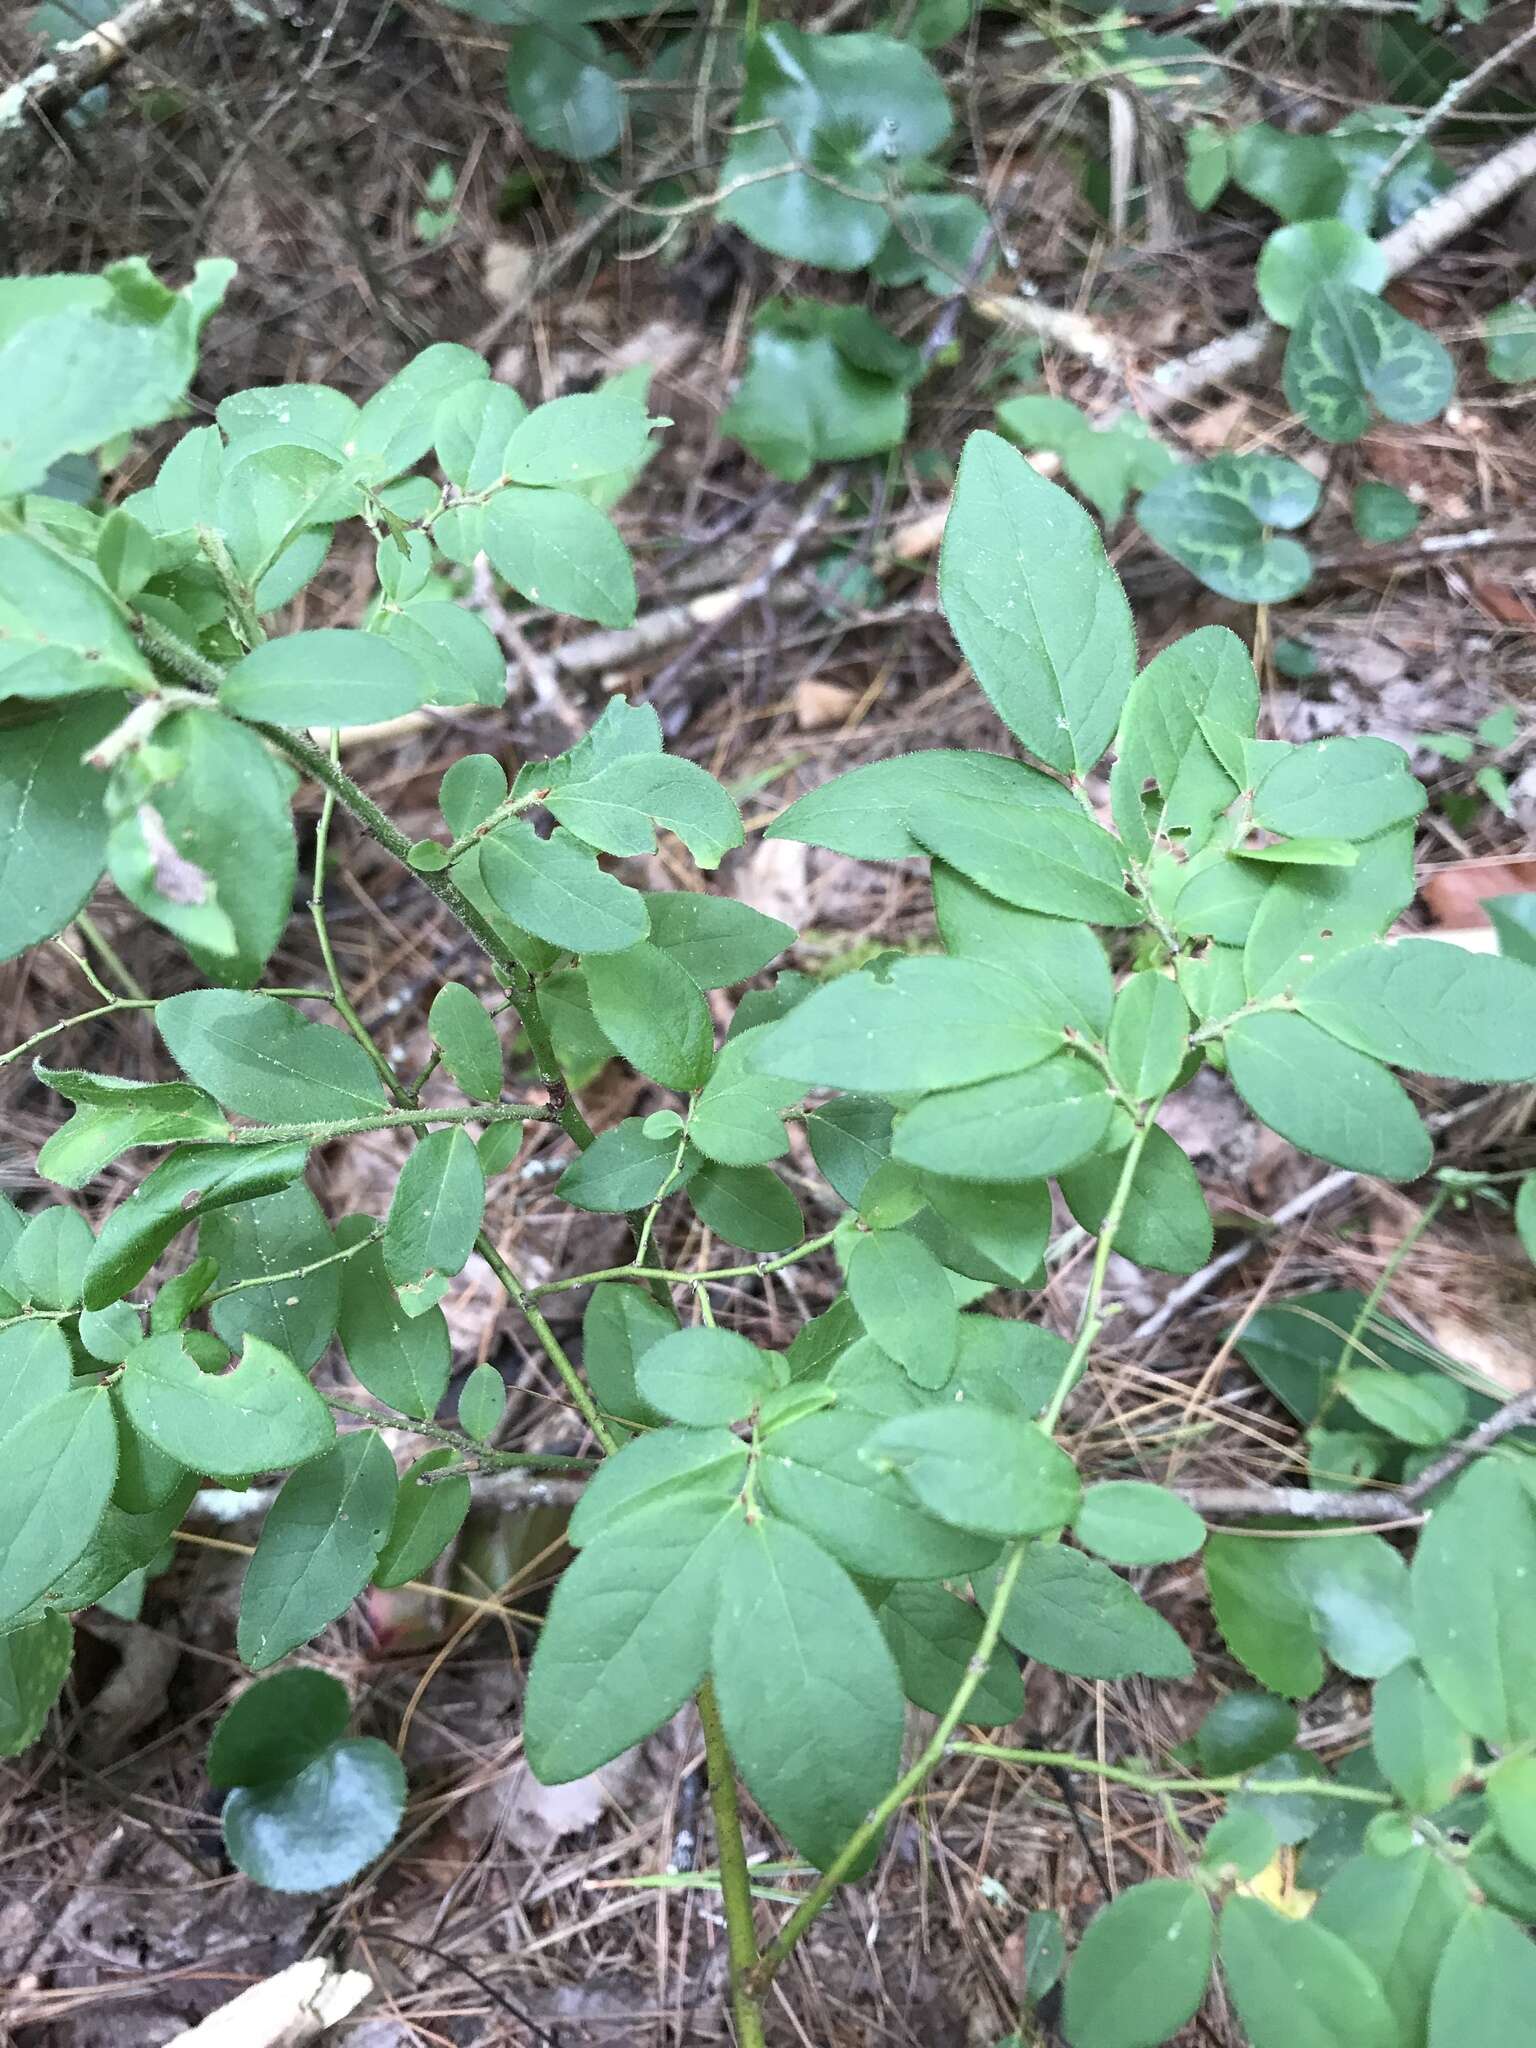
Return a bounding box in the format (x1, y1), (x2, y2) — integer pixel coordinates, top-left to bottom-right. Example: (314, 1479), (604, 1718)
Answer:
(383, 1129), (485, 1317)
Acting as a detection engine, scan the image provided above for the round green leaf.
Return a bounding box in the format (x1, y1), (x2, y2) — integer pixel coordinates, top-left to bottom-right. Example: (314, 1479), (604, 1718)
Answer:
(457, 1362), (506, 1443)
(865, 1406), (1081, 1538)
(1073, 1481), (1206, 1565)
(428, 982), (503, 1103)
(1063, 1880), (1215, 2048)
(222, 1737), (406, 1893)
(1194, 1690), (1299, 1776)
(1256, 221), (1387, 328)
(207, 1668), (351, 1789)
(635, 1325), (782, 1426)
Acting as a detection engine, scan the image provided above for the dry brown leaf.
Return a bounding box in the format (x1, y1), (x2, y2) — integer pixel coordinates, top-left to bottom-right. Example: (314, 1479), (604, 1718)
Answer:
(791, 679), (858, 731)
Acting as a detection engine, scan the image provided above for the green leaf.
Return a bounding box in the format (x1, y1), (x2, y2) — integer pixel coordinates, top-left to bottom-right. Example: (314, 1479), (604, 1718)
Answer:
(1295, 939), (1536, 1083)
(524, 1497), (737, 1782)
(558, 1118), (693, 1213)
(0, 1387), (118, 1624)
(569, 1426), (748, 1547)
(378, 600), (504, 709)
(547, 755), (743, 870)
(1484, 299), (1536, 384)
(482, 486), (635, 628)
(34, 1065), (227, 1188)
(753, 956), (1062, 1096)
(1352, 481), (1420, 542)
(157, 990), (388, 1121)
(1060, 1125), (1213, 1276)
(428, 983), (502, 1103)
(505, 393), (660, 487)
(351, 342), (487, 480)
(1220, 1896), (1394, 2048)
(1107, 973), (1189, 1102)
(0, 1614), (73, 1757)
(933, 869), (1113, 1036)
(1488, 1753), (1536, 1873)
(505, 23), (622, 159)
(917, 1174), (1051, 1289)
(805, 1096), (894, 1206)
(718, 26), (952, 271)
(873, 189), (996, 295)
(222, 1738), (406, 1893)
(373, 1449), (471, 1587)
(767, 750), (1072, 863)
(383, 1129), (485, 1316)
(1111, 625), (1258, 861)
(1244, 827), (1415, 997)
(635, 1326), (782, 1426)
(237, 1430), (398, 1667)
(207, 1667), (351, 1787)
(583, 942), (716, 1091)
(105, 708), (298, 985)
(457, 1361), (506, 1442)
(711, 1515), (904, 1869)
(220, 627), (426, 726)
(84, 1141), (310, 1309)
(0, 532), (153, 700)
(335, 1219), (451, 1419)
(0, 1205), (93, 1312)
(1251, 738), (1425, 842)
(0, 1321), (73, 1441)
(0, 260), (231, 495)
(939, 431), (1136, 776)
(1488, 894), (1536, 969)
(0, 697), (116, 963)
(478, 819), (648, 954)
(1428, 1904), (1536, 2048)
(1371, 1662), (1472, 1813)
(1063, 1881), (1214, 2048)
(1285, 282), (1454, 444)
(1256, 221), (1388, 327)
(979, 1544), (1193, 1679)
(582, 1282), (676, 1429)
(689, 1026), (799, 1167)
(1185, 120), (1230, 208)
(876, 1580), (1022, 1726)
(906, 791), (1138, 926)
(1206, 1533), (1325, 1698)
(201, 1182), (339, 1370)
(688, 1160), (803, 1251)
(846, 1228), (961, 1389)
(1193, 1691), (1299, 1776)
(1072, 1482), (1205, 1566)
(641, 892), (792, 988)
(1136, 453), (1320, 604)
(119, 1331), (332, 1478)
(1412, 1459), (1536, 1746)
(1224, 1012), (1430, 1179)
(1288, 1533), (1413, 1678)
(721, 309), (910, 481)
(892, 1056), (1115, 1183)
(434, 379), (525, 490)
(866, 1406), (1080, 1537)
(1336, 1367), (1465, 1447)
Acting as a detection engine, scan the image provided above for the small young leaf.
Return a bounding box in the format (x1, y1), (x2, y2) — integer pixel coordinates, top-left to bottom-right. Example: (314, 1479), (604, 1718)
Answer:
(1073, 1482), (1205, 1566)
(846, 1228), (960, 1389)
(220, 627), (426, 726)
(583, 942), (716, 1091)
(1107, 973), (1189, 1102)
(711, 1515), (904, 1870)
(635, 1325), (783, 1426)
(1063, 1880), (1215, 2048)
(457, 1362), (506, 1443)
(237, 1430), (398, 1668)
(383, 1129), (485, 1316)
(865, 1406), (1081, 1538)
(1352, 481), (1419, 542)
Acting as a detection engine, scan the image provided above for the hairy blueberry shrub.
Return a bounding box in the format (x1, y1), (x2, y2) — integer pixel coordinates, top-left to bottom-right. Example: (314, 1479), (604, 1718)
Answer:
(3, 262), (1536, 2048)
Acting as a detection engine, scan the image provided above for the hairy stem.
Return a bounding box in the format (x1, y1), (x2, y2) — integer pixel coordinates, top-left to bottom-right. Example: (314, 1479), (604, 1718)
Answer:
(947, 1747), (1396, 1806)
(224, 1102), (553, 1146)
(699, 1680), (769, 2048)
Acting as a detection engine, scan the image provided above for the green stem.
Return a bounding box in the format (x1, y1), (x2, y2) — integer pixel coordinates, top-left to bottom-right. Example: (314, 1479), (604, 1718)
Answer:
(747, 1539), (1031, 1995)
(530, 1231), (840, 1299)
(209, 1229), (382, 1301)
(699, 1680), (769, 2048)
(947, 1747), (1395, 1806)
(475, 1234), (619, 1454)
(323, 1395), (596, 1472)
(224, 1103), (552, 1146)
(1040, 1097), (1164, 1434)
(442, 787), (541, 863)
(0, 997), (156, 1069)
(73, 914), (148, 1003)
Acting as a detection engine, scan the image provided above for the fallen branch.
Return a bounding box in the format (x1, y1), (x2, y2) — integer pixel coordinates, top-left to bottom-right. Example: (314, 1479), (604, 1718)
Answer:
(1182, 1384), (1536, 1524)
(0, 0), (196, 177)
